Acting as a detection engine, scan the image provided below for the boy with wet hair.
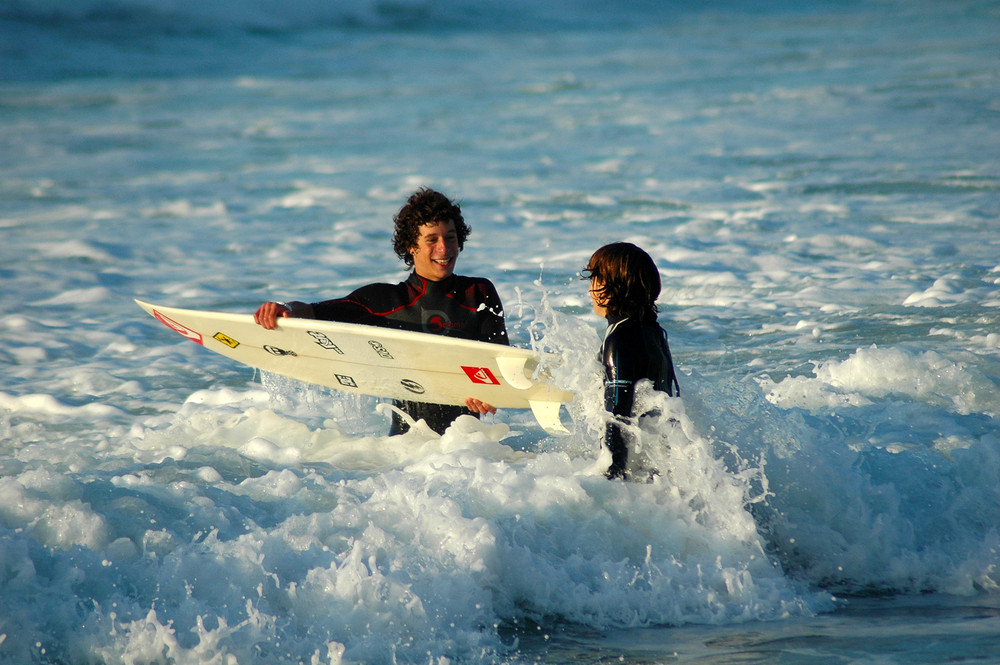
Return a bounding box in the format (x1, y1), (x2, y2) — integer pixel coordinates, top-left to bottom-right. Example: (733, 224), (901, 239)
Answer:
(584, 242), (680, 479)
(391, 187), (471, 265)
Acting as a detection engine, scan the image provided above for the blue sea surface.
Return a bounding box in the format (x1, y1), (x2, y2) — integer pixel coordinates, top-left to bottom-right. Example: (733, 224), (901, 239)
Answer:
(1, 1), (999, 663)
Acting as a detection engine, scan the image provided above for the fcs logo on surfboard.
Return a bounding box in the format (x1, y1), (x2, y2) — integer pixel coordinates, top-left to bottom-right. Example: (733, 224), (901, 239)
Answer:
(462, 366), (500, 386)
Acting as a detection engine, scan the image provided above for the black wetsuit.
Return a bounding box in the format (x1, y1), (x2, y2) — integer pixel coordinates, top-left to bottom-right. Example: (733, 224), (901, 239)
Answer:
(311, 272), (508, 435)
(600, 314), (679, 478)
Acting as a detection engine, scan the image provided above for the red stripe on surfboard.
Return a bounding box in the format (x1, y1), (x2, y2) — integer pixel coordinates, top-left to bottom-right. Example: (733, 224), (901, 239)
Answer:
(153, 309), (204, 345)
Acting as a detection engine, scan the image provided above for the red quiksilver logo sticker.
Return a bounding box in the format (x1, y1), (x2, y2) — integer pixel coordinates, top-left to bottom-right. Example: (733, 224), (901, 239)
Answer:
(153, 310), (203, 345)
(462, 366), (500, 385)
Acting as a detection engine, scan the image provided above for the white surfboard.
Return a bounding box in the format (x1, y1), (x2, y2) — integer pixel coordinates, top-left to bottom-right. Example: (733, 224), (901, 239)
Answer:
(136, 300), (574, 434)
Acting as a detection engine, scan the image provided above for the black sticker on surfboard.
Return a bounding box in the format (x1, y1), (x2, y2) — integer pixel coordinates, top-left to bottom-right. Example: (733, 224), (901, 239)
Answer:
(264, 345), (297, 357)
(400, 379), (425, 395)
(368, 340), (393, 359)
(308, 330), (344, 354)
(336, 375), (357, 388)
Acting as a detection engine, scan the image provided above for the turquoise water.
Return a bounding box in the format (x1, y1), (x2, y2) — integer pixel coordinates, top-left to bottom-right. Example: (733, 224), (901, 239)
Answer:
(1, 1), (999, 663)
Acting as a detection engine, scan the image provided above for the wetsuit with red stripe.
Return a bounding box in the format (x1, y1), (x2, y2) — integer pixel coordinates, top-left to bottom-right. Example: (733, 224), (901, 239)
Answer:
(312, 272), (508, 435)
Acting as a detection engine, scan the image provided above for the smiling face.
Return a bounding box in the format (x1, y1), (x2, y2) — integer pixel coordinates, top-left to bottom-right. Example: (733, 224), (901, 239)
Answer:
(410, 220), (460, 281)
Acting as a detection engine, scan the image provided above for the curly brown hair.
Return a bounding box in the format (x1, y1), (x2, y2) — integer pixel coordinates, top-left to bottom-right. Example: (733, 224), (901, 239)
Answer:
(392, 188), (470, 267)
(583, 242), (661, 321)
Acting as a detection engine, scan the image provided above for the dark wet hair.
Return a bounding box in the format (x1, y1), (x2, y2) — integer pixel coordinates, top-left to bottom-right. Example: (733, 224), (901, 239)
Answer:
(392, 188), (470, 267)
(583, 242), (661, 320)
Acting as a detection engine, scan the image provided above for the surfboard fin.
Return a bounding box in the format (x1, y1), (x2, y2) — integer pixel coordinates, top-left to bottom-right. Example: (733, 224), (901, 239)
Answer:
(495, 355), (534, 390)
(528, 400), (570, 436)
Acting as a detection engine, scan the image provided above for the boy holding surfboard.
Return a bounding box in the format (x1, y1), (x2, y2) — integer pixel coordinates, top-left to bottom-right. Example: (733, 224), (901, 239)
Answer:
(254, 187), (509, 435)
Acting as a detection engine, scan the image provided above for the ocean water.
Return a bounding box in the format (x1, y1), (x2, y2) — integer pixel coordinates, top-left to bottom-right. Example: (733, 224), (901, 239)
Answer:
(2, 0), (999, 663)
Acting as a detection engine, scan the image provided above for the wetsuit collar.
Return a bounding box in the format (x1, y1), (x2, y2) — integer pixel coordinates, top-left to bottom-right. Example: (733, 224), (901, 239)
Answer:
(606, 312), (628, 325)
(607, 309), (658, 325)
(604, 315), (630, 341)
(408, 271), (457, 290)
